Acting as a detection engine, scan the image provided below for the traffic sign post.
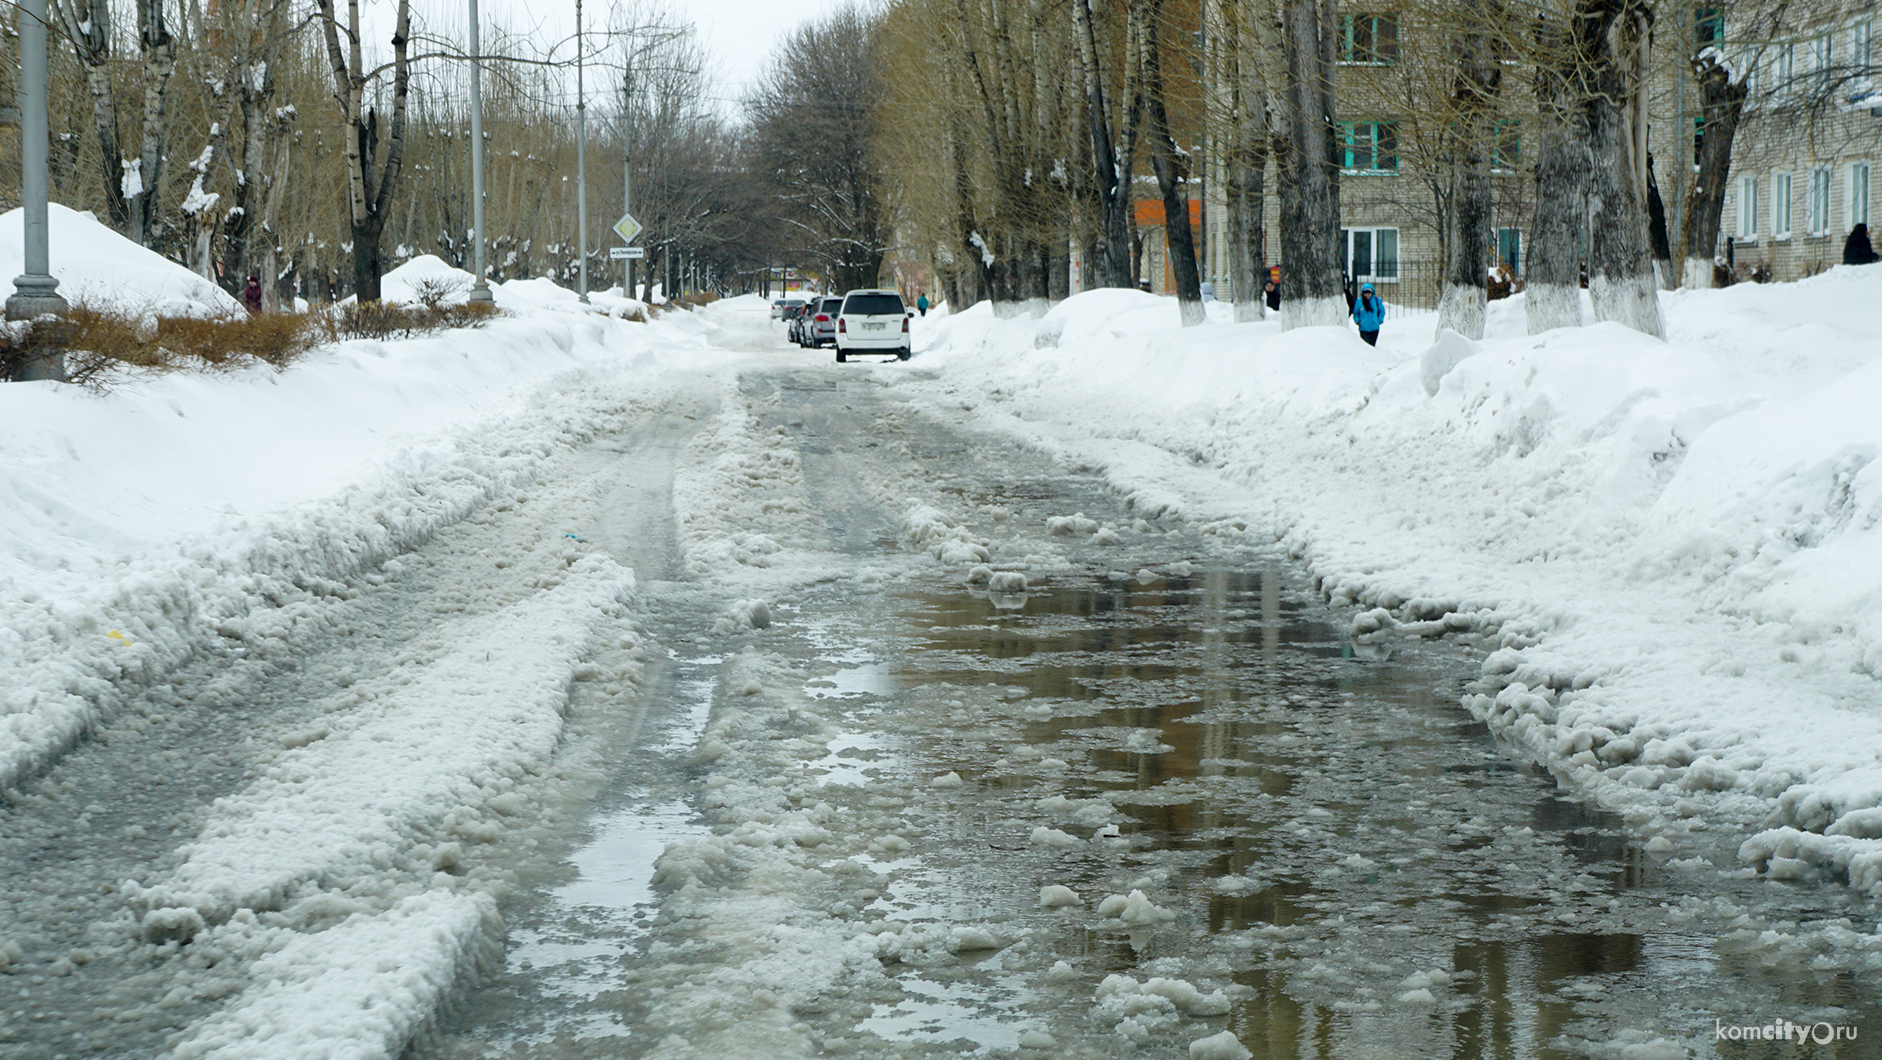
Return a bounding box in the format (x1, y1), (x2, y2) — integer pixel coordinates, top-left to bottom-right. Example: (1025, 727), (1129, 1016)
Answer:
(612, 213), (642, 244)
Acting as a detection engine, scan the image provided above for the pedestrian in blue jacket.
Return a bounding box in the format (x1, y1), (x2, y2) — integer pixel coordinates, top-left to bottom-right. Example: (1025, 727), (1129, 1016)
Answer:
(1351, 282), (1384, 346)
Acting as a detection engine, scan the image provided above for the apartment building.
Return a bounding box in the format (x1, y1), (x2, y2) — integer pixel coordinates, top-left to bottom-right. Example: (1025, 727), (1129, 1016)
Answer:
(1685, 1), (1882, 280)
(1197, 5), (1538, 308)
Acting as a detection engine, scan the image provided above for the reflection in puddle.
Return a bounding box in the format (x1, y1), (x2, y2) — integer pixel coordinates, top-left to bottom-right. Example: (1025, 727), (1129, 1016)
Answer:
(875, 560), (1882, 1058)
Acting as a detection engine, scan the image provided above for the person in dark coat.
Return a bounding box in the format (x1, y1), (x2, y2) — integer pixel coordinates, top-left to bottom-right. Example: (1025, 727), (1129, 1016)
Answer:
(242, 276), (263, 314)
(1350, 282), (1385, 346)
(1263, 278), (1280, 311)
(1843, 223), (1879, 265)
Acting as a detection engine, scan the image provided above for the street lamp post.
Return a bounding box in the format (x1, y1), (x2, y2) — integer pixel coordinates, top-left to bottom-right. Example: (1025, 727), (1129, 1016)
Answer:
(467, 0), (493, 304)
(6, 0), (70, 382)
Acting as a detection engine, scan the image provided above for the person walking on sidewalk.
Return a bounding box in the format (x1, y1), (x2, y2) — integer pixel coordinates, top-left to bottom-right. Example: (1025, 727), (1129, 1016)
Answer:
(1351, 282), (1384, 346)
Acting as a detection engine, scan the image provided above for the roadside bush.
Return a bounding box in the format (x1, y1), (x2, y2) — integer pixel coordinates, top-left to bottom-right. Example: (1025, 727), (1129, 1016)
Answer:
(318, 298), (500, 342)
(1, 303), (320, 386)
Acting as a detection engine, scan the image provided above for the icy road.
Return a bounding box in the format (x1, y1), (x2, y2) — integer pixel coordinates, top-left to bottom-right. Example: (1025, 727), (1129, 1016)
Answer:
(4, 352), (1879, 1060)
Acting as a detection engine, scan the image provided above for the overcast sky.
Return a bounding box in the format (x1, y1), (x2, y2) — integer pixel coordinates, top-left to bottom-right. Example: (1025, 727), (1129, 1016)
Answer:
(427, 0), (858, 117)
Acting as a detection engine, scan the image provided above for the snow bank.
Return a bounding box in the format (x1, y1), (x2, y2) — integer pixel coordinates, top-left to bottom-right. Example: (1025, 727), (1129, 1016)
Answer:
(0, 204), (239, 317)
(0, 309), (700, 793)
(126, 558), (634, 936)
(906, 269), (1882, 895)
(171, 892), (500, 1060)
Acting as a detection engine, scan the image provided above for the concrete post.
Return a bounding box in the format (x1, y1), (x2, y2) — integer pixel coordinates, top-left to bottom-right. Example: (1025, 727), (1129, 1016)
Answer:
(6, 0), (70, 382)
(467, 0), (494, 305)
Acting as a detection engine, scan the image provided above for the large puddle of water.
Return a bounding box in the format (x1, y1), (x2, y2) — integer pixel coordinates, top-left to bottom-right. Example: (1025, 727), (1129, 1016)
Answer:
(852, 559), (1882, 1059)
(422, 549), (1881, 1060)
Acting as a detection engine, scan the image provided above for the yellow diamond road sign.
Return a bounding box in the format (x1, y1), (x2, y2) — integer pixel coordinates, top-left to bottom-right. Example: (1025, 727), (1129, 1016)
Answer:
(612, 212), (642, 244)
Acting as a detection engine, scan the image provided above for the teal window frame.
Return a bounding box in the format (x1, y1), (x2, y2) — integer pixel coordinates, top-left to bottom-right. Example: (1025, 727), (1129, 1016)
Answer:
(1339, 13), (1400, 65)
(1339, 120), (1399, 173)
(1491, 120), (1521, 172)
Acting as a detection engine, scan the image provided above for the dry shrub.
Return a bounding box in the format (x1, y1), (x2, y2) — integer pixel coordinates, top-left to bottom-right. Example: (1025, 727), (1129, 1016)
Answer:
(2, 303), (318, 386)
(155, 313), (320, 369)
(319, 298), (500, 342)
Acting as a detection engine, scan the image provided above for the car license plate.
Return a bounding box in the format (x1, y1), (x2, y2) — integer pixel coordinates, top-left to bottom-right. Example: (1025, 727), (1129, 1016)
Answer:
(864, 322), (885, 330)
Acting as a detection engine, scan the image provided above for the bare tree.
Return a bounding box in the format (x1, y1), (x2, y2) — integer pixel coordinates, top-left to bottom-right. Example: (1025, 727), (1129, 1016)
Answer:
(126, 0), (179, 248)
(1139, 0), (1204, 324)
(746, 7), (889, 295)
(1577, 0), (1664, 337)
(1433, 0), (1503, 339)
(1073, 0), (1134, 288)
(52, 0), (128, 230)
(1277, 0), (1345, 327)
(1217, 0), (1276, 322)
(313, 0), (412, 302)
(1527, 12), (1589, 332)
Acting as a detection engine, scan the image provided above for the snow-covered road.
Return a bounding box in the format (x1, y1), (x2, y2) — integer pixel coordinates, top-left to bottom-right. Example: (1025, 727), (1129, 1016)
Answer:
(6, 284), (1882, 1060)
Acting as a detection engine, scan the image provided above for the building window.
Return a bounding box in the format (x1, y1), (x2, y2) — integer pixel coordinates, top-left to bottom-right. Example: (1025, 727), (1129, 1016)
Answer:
(1854, 22), (1874, 73)
(1773, 42), (1795, 94)
(1341, 227), (1399, 281)
(1696, 7), (1724, 46)
(1339, 14), (1399, 65)
(1496, 227), (1522, 276)
(1739, 174), (1759, 237)
(1808, 167), (1832, 234)
(1693, 116), (1706, 168)
(1807, 35), (1833, 88)
(1773, 171), (1793, 236)
(1850, 161), (1871, 227)
(1339, 121), (1398, 173)
(1491, 121), (1521, 172)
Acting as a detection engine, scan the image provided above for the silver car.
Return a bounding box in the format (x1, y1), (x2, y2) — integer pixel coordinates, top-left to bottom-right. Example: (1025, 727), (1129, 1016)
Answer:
(807, 296), (844, 348)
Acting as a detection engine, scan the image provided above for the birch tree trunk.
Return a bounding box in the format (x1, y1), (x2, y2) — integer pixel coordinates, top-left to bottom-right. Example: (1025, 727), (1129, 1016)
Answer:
(1434, 1), (1500, 340)
(1680, 50), (1749, 289)
(1526, 17), (1586, 334)
(256, 103), (295, 312)
(1072, 0), (1133, 287)
(1140, 0), (1204, 324)
(1580, 1), (1664, 338)
(129, 0), (178, 249)
(315, 0), (412, 303)
(56, 0), (129, 232)
(186, 87), (240, 280)
(1278, 0), (1345, 328)
(1225, 19), (1271, 323)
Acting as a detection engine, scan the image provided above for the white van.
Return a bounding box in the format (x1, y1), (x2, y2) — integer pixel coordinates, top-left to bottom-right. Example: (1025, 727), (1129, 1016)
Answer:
(833, 289), (911, 362)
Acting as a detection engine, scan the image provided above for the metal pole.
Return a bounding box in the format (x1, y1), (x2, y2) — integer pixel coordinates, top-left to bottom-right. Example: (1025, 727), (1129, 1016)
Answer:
(7, 0), (69, 382)
(467, 0), (493, 304)
(623, 70), (634, 299)
(575, 0), (589, 303)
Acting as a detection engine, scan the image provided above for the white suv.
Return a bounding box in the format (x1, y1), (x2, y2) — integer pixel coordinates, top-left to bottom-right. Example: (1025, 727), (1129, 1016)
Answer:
(834, 289), (911, 362)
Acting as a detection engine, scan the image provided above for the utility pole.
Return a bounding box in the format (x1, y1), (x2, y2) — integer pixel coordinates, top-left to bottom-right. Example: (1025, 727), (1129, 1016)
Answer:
(468, 0), (494, 305)
(623, 101), (634, 298)
(6, 0), (69, 382)
(575, 0), (589, 303)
